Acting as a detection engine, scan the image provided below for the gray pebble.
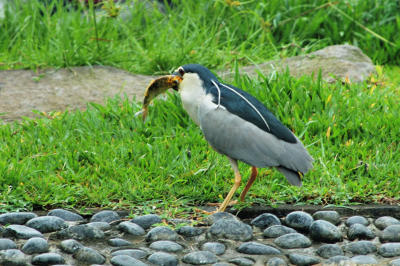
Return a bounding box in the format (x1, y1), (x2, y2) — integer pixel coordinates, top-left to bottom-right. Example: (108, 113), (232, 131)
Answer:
(131, 214), (162, 229)
(59, 239), (83, 254)
(375, 216), (400, 230)
(285, 211), (313, 231)
(208, 218), (252, 241)
(212, 263), (232, 266)
(237, 241), (281, 255)
(182, 251), (217, 265)
(146, 226), (178, 242)
(22, 237), (49, 254)
(26, 216), (68, 233)
(148, 251), (179, 266)
(202, 242), (225, 255)
(312, 211), (341, 225)
(0, 238), (17, 250)
(206, 212), (238, 224)
(343, 240), (376, 255)
(288, 253), (320, 266)
(31, 252), (65, 265)
(381, 225), (400, 242)
(169, 218), (191, 225)
(347, 223), (375, 240)
(118, 221), (145, 236)
(176, 226), (204, 237)
(57, 224), (104, 240)
(351, 255), (378, 264)
(378, 243), (400, 257)
(47, 209), (84, 221)
(229, 257), (254, 266)
(274, 233), (311, 249)
(108, 238), (132, 247)
(90, 210), (120, 223)
(326, 255), (351, 264)
(390, 258), (400, 266)
(73, 247), (105, 264)
(345, 215), (369, 226)
(111, 249), (147, 259)
(0, 249), (29, 265)
(3, 224), (43, 239)
(266, 257), (287, 266)
(111, 254), (147, 266)
(250, 213), (281, 229)
(263, 225), (297, 238)
(150, 240), (183, 252)
(309, 220), (342, 242)
(86, 222), (111, 231)
(316, 244), (343, 258)
(0, 212), (37, 225)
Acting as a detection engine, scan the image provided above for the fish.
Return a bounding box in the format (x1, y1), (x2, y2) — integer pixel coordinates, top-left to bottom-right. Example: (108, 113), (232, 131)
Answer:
(135, 75), (182, 121)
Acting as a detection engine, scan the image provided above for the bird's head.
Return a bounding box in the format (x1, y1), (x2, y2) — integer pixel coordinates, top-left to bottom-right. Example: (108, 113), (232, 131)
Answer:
(137, 64), (217, 121)
(172, 64), (218, 91)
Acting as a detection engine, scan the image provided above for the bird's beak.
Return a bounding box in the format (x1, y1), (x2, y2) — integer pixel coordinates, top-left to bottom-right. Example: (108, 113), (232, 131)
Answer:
(135, 75), (183, 121)
(170, 73), (182, 91)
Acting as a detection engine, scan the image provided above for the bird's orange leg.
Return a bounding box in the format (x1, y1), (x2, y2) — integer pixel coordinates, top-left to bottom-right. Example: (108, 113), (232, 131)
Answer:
(239, 166), (258, 202)
(218, 158), (241, 212)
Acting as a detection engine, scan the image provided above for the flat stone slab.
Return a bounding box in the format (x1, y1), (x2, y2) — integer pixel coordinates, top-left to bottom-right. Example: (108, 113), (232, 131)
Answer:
(0, 66), (155, 122)
(220, 44), (375, 83)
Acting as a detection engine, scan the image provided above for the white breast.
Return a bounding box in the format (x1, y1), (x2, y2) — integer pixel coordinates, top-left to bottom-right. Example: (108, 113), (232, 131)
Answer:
(179, 73), (217, 125)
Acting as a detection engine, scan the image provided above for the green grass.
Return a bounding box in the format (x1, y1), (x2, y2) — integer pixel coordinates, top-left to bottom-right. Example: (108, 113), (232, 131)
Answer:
(0, 0), (399, 73)
(0, 0), (400, 214)
(1, 68), (399, 213)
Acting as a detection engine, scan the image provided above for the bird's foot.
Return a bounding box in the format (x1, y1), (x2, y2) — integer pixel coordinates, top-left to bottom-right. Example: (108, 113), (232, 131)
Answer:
(193, 200), (239, 215)
(206, 200), (238, 207)
(194, 208), (217, 215)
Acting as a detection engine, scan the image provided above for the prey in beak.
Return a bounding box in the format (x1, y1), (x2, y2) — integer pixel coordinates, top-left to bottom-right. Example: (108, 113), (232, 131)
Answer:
(135, 75), (182, 121)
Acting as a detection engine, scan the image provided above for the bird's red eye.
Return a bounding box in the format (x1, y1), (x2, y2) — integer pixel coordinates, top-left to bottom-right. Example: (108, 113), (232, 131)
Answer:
(178, 67), (185, 76)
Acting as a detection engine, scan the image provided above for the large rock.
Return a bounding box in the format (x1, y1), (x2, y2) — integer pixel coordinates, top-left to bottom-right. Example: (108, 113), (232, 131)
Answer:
(220, 45), (375, 83)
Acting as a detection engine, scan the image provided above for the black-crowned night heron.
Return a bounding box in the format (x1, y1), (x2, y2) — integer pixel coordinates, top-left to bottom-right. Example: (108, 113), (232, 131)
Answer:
(139, 64), (313, 212)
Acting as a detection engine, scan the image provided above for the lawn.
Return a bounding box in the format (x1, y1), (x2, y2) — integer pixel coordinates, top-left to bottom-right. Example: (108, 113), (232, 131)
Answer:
(0, 0), (399, 214)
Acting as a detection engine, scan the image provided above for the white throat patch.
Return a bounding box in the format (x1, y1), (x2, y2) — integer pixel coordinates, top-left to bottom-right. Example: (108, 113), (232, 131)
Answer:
(179, 73), (216, 125)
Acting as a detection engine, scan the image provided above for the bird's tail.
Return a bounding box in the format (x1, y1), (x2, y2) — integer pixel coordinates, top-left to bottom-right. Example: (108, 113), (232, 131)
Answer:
(276, 166), (302, 187)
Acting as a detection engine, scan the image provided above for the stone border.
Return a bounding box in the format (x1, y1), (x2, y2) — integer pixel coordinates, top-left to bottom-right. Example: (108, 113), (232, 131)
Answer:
(29, 204), (400, 221)
(232, 204), (400, 220)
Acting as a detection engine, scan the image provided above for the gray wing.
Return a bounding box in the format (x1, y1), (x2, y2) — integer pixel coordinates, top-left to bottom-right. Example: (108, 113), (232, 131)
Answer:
(198, 105), (313, 176)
